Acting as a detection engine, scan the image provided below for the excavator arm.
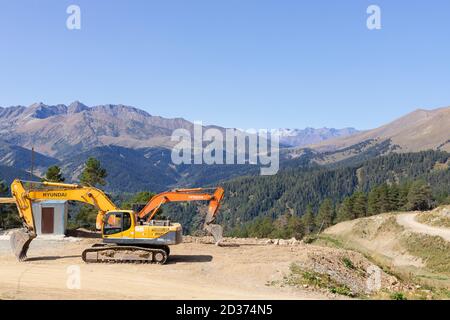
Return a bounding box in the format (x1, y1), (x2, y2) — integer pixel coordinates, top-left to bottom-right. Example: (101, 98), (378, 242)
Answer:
(137, 187), (225, 243)
(8, 179), (119, 260)
(138, 187), (224, 220)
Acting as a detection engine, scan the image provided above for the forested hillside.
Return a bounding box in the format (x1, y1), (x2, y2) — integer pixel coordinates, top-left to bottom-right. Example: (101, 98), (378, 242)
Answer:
(167, 150), (449, 234)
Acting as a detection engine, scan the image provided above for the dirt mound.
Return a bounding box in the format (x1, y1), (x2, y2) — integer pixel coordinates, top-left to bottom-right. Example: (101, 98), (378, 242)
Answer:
(183, 235), (302, 246)
(290, 245), (409, 296)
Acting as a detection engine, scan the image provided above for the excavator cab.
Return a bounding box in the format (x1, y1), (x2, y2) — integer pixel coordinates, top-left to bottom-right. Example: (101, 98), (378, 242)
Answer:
(103, 211), (131, 235)
(101, 210), (184, 246)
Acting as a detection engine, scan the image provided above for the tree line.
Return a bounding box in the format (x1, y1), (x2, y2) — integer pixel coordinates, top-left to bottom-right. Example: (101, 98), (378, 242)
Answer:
(229, 178), (449, 240)
(220, 151), (449, 228)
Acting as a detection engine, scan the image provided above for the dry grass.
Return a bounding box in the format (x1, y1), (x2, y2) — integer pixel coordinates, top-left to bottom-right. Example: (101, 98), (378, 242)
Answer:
(352, 214), (404, 240)
(416, 207), (450, 228)
(400, 233), (450, 275)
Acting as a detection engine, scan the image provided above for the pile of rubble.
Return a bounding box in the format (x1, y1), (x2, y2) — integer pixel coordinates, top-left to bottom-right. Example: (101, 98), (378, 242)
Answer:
(182, 235), (303, 246)
(296, 246), (417, 296)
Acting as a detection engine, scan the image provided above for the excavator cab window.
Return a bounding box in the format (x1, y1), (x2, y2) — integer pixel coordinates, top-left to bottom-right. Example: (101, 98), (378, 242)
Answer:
(122, 212), (132, 231)
(103, 211), (133, 235)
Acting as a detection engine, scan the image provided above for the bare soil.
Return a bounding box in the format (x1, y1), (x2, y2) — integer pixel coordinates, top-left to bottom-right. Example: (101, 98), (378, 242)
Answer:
(0, 227), (426, 300)
(0, 237), (332, 300)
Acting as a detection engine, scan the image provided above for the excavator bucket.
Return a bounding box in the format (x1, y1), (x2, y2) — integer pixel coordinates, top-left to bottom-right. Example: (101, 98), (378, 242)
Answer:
(203, 212), (223, 245)
(10, 229), (36, 261)
(204, 223), (223, 245)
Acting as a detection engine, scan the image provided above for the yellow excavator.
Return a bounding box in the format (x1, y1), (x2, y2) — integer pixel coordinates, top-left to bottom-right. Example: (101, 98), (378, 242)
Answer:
(3, 179), (224, 264)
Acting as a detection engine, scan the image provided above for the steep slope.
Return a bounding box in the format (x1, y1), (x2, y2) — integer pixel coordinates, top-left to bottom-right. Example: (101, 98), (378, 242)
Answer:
(308, 106), (450, 153)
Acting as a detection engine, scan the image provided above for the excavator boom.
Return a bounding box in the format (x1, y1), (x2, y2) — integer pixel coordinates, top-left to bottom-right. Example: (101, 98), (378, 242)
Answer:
(8, 179), (119, 260)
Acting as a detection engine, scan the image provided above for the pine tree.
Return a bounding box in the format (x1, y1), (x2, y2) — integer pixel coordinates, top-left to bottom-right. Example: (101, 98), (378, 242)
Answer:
(406, 180), (433, 211)
(387, 184), (400, 211)
(79, 157), (107, 187)
(301, 204), (316, 234)
(351, 191), (367, 218)
(398, 182), (411, 210)
(286, 215), (305, 240)
(315, 199), (334, 230)
(367, 187), (381, 216)
(336, 197), (353, 222)
(378, 184), (391, 213)
(43, 165), (65, 183)
(75, 158), (108, 229)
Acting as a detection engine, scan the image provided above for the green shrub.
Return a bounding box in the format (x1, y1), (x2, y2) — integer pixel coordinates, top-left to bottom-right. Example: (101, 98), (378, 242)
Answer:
(390, 292), (407, 300)
(342, 257), (355, 270)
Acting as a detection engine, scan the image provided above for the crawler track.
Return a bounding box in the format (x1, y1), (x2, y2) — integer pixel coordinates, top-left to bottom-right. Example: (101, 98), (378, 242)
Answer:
(82, 244), (170, 264)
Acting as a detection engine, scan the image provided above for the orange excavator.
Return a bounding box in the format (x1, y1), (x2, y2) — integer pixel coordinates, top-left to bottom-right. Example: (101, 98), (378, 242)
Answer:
(136, 187), (224, 237)
(4, 179), (225, 264)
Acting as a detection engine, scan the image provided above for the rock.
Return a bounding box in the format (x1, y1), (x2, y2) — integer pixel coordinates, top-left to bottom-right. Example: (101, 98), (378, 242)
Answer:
(389, 279), (398, 286)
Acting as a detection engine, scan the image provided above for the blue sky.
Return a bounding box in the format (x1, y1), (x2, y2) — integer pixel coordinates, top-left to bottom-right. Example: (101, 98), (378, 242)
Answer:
(1, 0), (450, 130)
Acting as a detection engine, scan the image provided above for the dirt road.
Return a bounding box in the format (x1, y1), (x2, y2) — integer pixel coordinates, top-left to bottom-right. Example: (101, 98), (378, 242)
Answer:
(0, 238), (328, 300)
(396, 213), (450, 241)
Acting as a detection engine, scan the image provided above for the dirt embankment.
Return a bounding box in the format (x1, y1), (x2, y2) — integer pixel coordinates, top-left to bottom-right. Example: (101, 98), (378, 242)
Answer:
(324, 206), (450, 292)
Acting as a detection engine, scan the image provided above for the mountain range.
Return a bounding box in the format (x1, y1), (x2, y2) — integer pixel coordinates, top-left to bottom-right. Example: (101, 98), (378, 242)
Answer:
(0, 101), (360, 157)
(0, 102), (449, 193)
(0, 101), (195, 158)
